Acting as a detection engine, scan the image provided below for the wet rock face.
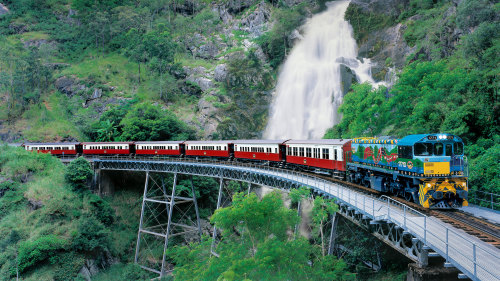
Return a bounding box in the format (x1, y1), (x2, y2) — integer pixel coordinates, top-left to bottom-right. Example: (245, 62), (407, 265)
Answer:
(357, 23), (415, 72)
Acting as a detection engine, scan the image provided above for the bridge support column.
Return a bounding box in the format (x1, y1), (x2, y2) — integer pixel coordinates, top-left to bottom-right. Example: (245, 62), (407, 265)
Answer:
(211, 177), (224, 257)
(134, 172), (202, 278)
(328, 212), (339, 255)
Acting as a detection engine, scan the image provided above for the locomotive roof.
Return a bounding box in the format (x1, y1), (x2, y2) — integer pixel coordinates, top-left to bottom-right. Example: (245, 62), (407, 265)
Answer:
(135, 141), (183, 144)
(398, 134), (462, 146)
(285, 139), (351, 145)
(232, 139), (288, 144)
(184, 140), (233, 144)
(24, 142), (79, 145)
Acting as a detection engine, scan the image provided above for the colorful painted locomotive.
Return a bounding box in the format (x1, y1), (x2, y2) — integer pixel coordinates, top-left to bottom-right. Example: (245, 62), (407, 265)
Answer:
(23, 133), (468, 209)
(348, 134), (468, 209)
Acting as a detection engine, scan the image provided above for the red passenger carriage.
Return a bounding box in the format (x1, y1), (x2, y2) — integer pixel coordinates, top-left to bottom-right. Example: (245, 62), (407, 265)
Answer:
(24, 142), (78, 155)
(284, 139), (352, 177)
(82, 142), (133, 155)
(135, 141), (183, 156)
(184, 140), (232, 158)
(233, 140), (287, 163)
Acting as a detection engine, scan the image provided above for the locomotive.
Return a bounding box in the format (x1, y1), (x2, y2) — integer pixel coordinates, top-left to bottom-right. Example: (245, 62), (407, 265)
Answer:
(23, 133), (468, 209)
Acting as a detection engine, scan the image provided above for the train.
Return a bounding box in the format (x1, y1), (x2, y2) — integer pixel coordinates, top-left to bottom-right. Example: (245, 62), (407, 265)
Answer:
(22, 133), (468, 209)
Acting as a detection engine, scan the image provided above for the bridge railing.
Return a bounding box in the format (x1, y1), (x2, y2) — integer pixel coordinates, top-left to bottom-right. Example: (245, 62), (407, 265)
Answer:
(380, 196), (498, 281)
(468, 190), (500, 211)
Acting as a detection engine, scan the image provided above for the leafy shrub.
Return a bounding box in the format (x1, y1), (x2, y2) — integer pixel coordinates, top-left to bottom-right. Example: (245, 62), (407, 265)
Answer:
(51, 252), (86, 281)
(65, 157), (94, 192)
(18, 235), (67, 273)
(87, 194), (115, 226)
(121, 263), (154, 280)
(457, 0), (496, 30)
(72, 216), (110, 252)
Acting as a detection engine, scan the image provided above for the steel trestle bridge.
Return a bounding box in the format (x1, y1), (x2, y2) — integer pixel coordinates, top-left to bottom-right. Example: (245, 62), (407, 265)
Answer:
(87, 156), (499, 281)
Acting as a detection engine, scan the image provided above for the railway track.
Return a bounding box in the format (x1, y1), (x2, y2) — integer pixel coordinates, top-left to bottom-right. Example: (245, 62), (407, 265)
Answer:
(301, 170), (500, 249)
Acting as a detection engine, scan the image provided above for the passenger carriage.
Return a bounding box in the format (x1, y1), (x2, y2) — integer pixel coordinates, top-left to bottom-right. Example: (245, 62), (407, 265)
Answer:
(24, 142), (78, 155)
(284, 139), (352, 178)
(233, 140), (287, 164)
(81, 142), (133, 155)
(135, 141), (183, 156)
(184, 140), (232, 159)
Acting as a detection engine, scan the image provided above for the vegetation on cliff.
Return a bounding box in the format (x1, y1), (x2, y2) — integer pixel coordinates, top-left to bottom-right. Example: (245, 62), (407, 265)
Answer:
(330, 0), (499, 197)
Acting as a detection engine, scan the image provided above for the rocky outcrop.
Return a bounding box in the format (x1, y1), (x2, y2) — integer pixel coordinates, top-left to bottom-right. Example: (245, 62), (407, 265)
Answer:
(0, 3), (9, 15)
(239, 2), (271, 38)
(357, 23), (416, 78)
(78, 251), (118, 281)
(225, 0), (260, 14)
(350, 0), (409, 16)
(55, 76), (87, 97)
(214, 64), (228, 82)
(197, 98), (219, 137)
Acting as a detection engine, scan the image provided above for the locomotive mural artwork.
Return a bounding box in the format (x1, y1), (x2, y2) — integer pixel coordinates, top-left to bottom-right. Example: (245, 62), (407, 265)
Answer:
(23, 133), (468, 209)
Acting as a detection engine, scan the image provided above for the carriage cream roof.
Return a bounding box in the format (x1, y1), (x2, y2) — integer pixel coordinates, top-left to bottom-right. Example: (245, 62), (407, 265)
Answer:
(285, 139), (351, 145)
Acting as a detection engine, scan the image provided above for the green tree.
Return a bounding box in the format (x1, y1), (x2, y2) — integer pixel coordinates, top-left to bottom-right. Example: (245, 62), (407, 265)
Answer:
(120, 103), (194, 141)
(168, 192), (354, 280)
(65, 157), (94, 192)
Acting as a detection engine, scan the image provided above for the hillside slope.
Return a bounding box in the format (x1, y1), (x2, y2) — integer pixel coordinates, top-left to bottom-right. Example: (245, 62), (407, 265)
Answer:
(0, 0), (325, 142)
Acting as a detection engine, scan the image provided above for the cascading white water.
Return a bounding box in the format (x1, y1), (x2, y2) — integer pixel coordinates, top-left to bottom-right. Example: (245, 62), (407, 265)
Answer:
(264, 1), (383, 140)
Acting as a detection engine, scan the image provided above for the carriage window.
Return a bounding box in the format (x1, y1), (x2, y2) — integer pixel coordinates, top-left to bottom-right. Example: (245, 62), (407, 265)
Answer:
(275, 148), (278, 153)
(414, 143), (433, 156)
(398, 146), (413, 159)
(299, 147), (304, 157)
(434, 143), (443, 156)
(454, 142), (463, 155)
(306, 148), (312, 158)
(334, 149), (338, 160)
(445, 144), (452, 156)
(322, 148), (329, 159)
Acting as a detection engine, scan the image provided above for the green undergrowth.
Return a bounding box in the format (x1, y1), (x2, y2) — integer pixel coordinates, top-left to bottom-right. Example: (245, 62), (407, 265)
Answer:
(0, 146), (146, 280)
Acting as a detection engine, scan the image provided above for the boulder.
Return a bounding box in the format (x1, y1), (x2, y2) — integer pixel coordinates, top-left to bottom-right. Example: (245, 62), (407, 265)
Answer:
(214, 64), (228, 82)
(55, 76), (86, 97)
(195, 42), (219, 59)
(28, 199), (43, 211)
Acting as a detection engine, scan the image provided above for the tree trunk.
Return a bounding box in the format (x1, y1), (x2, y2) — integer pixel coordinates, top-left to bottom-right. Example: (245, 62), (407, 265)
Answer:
(138, 62), (141, 84)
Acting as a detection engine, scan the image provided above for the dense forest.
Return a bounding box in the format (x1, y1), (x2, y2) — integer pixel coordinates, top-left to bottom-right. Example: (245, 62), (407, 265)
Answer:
(0, 0), (498, 280)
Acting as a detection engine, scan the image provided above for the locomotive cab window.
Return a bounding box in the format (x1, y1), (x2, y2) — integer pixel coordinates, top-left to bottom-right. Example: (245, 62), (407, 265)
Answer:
(414, 143), (433, 156)
(434, 143), (443, 155)
(398, 146), (413, 159)
(445, 144), (452, 156)
(454, 142), (463, 155)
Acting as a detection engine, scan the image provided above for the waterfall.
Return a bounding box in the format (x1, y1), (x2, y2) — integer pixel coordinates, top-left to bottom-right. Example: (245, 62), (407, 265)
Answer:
(264, 1), (384, 140)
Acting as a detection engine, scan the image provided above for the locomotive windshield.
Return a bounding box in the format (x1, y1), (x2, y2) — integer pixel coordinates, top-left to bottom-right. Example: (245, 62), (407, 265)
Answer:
(413, 141), (464, 156)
